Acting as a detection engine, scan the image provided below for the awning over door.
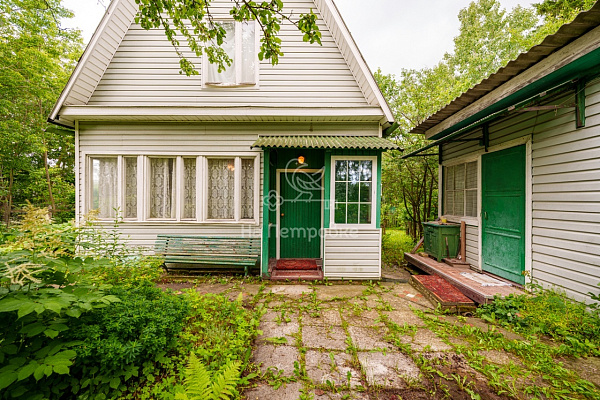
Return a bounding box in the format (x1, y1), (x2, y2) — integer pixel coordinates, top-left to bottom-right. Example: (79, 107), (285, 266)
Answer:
(251, 135), (400, 150)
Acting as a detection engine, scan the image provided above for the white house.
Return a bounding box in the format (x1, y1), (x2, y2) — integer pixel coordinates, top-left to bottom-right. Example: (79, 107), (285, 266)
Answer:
(406, 3), (600, 303)
(49, 0), (397, 279)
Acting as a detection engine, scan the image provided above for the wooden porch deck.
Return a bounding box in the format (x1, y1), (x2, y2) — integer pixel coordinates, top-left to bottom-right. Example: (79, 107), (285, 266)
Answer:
(404, 252), (525, 304)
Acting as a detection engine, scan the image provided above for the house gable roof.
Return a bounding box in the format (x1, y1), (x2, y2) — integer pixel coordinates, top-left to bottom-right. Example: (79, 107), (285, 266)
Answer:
(50, 0), (394, 128)
(411, 2), (600, 140)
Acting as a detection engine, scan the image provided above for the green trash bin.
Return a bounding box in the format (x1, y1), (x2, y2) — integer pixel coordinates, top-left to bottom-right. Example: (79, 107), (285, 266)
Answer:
(423, 222), (460, 261)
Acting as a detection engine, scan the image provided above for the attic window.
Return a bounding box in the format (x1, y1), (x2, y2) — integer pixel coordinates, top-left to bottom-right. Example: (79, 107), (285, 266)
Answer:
(205, 21), (257, 86)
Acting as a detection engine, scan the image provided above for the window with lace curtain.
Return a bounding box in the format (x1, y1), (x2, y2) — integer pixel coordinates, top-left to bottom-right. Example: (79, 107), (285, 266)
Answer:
(87, 155), (257, 222)
(90, 157), (118, 219)
(444, 161), (478, 217)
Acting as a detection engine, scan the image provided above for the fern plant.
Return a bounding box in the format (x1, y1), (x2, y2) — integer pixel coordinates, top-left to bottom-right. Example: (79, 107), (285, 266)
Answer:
(176, 353), (241, 400)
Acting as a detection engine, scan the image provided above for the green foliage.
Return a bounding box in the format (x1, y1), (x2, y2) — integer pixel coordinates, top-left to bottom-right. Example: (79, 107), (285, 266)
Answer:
(381, 229), (415, 266)
(477, 285), (600, 356)
(134, 0), (321, 76)
(0, 0), (82, 224)
(175, 354), (241, 400)
(66, 283), (189, 399)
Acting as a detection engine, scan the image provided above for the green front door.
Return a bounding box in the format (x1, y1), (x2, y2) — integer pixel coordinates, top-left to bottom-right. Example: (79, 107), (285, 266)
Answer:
(481, 145), (526, 284)
(279, 171), (322, 258)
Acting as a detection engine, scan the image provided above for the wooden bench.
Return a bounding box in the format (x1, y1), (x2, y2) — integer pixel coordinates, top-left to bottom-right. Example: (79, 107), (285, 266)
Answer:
(155, 235), (260, 276)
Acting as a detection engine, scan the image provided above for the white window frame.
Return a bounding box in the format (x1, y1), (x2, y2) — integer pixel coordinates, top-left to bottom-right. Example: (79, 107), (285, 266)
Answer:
(329, 156), (377, 229)
(442, 158), (479, 223)
(202, 20), (260, 88)
(84, 154), (259, 224)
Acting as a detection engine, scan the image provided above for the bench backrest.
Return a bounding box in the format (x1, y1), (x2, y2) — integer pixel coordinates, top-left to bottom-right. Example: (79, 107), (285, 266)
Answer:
(155, 235), (261, 257)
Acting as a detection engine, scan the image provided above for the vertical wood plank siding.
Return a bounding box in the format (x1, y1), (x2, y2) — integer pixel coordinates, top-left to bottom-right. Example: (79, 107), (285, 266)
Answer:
(441, 78), (600, 302)
(323, 229), (381, 279)
(87, 0), (370, 108)
(78, 121), (379, 248)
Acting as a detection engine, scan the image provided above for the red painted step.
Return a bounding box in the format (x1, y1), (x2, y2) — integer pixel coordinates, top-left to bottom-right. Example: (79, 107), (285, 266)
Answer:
(410, 275), (476, 313)
(276, 258), (318, 270)
(270, 269), (323, 281)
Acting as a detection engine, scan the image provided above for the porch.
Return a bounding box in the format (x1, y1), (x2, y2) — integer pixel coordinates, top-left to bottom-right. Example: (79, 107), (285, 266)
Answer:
(404, 252), (525, 304)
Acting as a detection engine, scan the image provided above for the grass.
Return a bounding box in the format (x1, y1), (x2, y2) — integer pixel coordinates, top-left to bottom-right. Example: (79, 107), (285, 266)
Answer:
(381, 228), (415, 266)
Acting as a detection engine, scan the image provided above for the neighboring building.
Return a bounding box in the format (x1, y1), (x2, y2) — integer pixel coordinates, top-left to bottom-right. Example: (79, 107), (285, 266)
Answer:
(406, 4), (600, 302)
(49, 0), (397, 279)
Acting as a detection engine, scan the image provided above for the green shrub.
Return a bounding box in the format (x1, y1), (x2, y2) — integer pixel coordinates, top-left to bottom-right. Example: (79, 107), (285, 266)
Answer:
(382, 229), (415, 266)
(175, 354), (241, 400)
(67, 283), (189, 399)
(477, 284), (600, 356)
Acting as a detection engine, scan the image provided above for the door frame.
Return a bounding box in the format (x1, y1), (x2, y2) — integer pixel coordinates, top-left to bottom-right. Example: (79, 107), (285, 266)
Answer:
(275, 168), (324, 259)
(477, 137), (532, 285)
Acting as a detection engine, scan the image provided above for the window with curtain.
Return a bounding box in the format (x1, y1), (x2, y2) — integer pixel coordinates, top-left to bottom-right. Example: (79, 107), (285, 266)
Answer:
(334, 159), (373, 225)
(444, 161), (478, 217)
(241, 159), (254, 219)
(183, 158), (197, 219)
(91, 157), (118, 219)
(206, 21), (256, 86)
(207, 159), (235, 219)
(124, 157), (137, 219)
(149, 158), (176, 219)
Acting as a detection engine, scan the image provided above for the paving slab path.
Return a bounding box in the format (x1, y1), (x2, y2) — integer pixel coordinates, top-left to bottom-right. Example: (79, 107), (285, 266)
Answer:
(161, 279), (599, 399)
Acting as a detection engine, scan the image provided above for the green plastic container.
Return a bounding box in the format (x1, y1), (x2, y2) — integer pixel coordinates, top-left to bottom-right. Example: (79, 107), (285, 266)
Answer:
(423, 222), (460, 261)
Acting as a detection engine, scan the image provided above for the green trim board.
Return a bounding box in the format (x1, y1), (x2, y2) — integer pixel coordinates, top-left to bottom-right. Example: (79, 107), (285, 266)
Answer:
(324, 151), (332, 229)
(261, 150), (270, 277)
(376, 152), (382, 228)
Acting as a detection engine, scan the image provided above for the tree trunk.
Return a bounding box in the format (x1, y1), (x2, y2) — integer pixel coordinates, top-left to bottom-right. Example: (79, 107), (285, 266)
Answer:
(44, 150), (55, 218)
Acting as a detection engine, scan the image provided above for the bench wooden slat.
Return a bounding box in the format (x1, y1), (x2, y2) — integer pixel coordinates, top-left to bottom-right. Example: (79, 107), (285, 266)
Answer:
(155, 235), (260, 276)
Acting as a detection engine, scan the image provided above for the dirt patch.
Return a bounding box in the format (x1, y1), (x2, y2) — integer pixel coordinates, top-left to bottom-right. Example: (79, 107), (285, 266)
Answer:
(558, 356), (600, 387)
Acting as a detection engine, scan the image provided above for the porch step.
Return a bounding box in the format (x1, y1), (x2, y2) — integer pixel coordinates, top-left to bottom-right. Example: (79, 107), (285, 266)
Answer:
(404, 252), (524, 304)
(270, 269), (324, 281)
(410, 275), (476, 313)
(276, 258), (319, 270)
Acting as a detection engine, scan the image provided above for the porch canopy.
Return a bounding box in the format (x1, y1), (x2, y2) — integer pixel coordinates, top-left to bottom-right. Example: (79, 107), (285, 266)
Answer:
(251, 135), (400, 150)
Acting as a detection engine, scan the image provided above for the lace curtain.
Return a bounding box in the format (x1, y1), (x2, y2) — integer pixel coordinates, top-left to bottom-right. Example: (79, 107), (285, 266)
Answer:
(183, 158), (196, 219)
(124, 157), (137, 218)
(150, 158), (176, 219)
(208, 159), (235, 219)
(92, 157), (118, 219)
(241, 159), (254, 219)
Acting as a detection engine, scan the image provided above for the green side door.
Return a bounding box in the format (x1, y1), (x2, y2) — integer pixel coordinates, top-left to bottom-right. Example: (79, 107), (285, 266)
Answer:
(481, 145), (526, 284)
(279, 172), (322, 259)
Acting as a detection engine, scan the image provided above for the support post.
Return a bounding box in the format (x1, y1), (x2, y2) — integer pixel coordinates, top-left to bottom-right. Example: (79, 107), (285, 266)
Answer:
(261, 149), (271, 278)
(483, 123), (490, 152)
(576, 79), (586, 128)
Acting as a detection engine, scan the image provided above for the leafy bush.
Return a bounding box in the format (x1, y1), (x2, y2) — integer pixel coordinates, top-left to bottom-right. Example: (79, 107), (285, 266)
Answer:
(67, 283), (189, 399)
(382, 229), (415, 266)
(477, 285), (600, 356)
(0, 251), (119, 399)
(175, 354), (241, 400)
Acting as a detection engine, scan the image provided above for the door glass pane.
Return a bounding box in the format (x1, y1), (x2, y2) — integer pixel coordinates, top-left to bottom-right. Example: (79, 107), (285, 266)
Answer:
(91, 157), (118, 219)
(208, 159), (235, 219)
(124, 157), (137, 219)
(150, 158), (176, 219)
(241, 159), (254, 219)
(183, 158), (196, 219)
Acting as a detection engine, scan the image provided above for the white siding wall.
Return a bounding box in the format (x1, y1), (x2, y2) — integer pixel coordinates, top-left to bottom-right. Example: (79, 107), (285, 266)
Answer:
(78, 121), (379, 248)
(441, 78), (600, 303)
(88, 0), (369, 108)
(323, 229), (381, 279)
(465, 225), (479, 268)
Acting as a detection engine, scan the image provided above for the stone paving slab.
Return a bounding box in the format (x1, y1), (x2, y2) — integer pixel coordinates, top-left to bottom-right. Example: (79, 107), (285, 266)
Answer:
(257, 320), (299, 344)
(345, 310), (385, 327)
(305, 350), (361, 387)
(269, 285), (313, 297)
(383, 310), (426, 327)
(348, 326), (393, 351)
(313, 390), (370, 400)
(316, 285), (367, 301)
(358, 351), (420, 388)
(252, 344), (299, 376)
(400, 329), (453, 352)
(303, 325), (348, 350)
(303, 308), (343, 326)
(262, 310), (299, 323)
(244, 381), (302, 400)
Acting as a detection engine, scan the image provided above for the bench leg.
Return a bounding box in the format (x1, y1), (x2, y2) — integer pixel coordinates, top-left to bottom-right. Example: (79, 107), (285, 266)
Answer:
(244, 265), (248, 277)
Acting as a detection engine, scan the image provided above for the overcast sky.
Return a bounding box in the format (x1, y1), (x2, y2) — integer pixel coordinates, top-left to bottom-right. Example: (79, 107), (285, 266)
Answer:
(62, 0), (536, 77)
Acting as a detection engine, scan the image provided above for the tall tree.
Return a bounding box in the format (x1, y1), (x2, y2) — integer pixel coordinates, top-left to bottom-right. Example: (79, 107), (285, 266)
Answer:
(0, 0), (82, 224)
